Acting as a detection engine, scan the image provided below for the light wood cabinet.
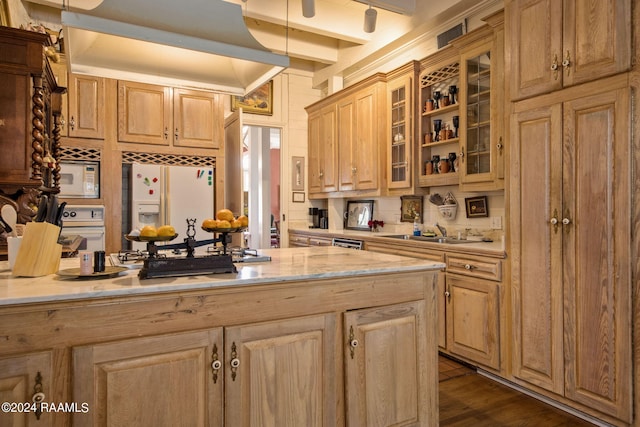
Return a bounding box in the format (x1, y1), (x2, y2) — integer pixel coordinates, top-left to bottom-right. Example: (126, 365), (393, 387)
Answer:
(337, 83), (383, 192)
(67, 73), (105, 139)
(307, 104), (338, 195)
(118, 81), (222, 148)
(306, 74), (385, 198)
(457, 12), (505, 191)
(344, 300), (434, 426)
(0, 351), (52, 427)
(507, 0), (631, 101)
(510, 76), (632, 423)
(73, 329), (223, 426)
(225, 313), (338, 426)
(386, 61), (420, 192)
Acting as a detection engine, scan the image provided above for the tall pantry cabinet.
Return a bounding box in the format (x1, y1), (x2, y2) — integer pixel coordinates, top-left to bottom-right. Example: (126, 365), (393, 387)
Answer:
(506, 0), (633, 424)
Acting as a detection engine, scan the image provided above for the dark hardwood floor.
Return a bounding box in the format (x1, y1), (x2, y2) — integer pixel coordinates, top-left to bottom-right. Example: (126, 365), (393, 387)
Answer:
(438, 355), (595, 426)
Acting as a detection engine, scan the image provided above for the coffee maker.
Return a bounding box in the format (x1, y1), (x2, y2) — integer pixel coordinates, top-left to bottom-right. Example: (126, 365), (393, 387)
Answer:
(308, 207), (319, 228)
(319, 209), (328, 229)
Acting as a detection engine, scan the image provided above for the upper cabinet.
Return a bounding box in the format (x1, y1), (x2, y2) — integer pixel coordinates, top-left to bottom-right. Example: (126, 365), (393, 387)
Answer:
(507, 0), (631, 101)
(386, 61), (420, 192)
(307, 104), (338, 195)
(337, 79), (385, 192)
(67, 74), (105, 139)
(117, 81), (223, 149)
(457, 11), (505, 191)
(0, 27), (65, 194)
(306, 74), (386, 199)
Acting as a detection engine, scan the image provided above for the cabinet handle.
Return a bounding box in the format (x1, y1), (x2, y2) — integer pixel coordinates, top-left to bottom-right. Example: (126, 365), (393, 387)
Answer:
(32, 371), (44, 420)
(352, 167), (357, 174)
(551, 54), (559, 80)
(348, 325), (357, 359)
(562, 209), (572, 232)
(562, 50), (571, 75)
(69, 116), (75, 131)
(175, 128), (179, 140)
(550, 208), (559, 234)
(464, 264), (474, 270)
(496, 137), (503, 151)
(211, 344), (221, 384)
(459, 148), (465, 163)
(444, 289), (451, 302)
(230, 342), (240, 381)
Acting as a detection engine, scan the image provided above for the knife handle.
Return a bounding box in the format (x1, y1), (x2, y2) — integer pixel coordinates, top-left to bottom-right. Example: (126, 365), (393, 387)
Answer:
(35, 195), (48, 222)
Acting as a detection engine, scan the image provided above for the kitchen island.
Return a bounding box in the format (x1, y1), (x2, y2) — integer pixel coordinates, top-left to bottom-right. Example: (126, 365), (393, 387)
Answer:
(0, 246), (444, 426)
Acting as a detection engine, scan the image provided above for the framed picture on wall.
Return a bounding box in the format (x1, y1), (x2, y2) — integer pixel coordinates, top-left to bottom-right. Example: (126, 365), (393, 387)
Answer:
(291, 156), (304, 191)
(346, 200), (374, 231)
(465, 196), (489, 218)
(231, 80), (273, 115)
(400, 196), (423, 222)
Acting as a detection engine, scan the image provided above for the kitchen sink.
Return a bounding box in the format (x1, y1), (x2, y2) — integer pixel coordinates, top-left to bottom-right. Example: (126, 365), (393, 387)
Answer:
(381, 235), (486, 244)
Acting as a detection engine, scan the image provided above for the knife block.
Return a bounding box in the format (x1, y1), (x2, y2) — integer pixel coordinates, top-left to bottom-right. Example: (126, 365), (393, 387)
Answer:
(12, 222), (62, 277)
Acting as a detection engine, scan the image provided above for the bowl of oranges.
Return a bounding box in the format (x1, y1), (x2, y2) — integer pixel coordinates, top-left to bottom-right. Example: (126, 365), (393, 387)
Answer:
(202, 209), (248, 233)
(125, 225), (178, 242)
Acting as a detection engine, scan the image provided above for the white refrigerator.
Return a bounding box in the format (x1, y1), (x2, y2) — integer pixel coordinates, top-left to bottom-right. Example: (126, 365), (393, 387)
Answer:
(131, 163), (214, 250)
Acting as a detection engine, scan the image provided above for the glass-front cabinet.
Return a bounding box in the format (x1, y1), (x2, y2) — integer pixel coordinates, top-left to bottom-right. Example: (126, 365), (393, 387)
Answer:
(387, 61), (419, 191)
(457, 11), (505, 191)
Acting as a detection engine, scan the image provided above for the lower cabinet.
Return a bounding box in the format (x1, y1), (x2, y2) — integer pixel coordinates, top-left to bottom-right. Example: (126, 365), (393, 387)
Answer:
(344, 300), (433, 426)
(73, 330), (223, 426)
(0, 352), (52, 427)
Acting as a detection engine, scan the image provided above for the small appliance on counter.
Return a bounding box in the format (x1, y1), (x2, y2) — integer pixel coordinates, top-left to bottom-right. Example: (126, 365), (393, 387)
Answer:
(308, 207), (319, 228)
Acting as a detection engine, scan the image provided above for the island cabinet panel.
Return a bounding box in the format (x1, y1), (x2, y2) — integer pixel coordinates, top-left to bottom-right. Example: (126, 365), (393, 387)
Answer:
(344, 300), (434, 427)
(0, 351), (52, 427)
(225, 313), (338, 426)
(73, 329), (223, 426)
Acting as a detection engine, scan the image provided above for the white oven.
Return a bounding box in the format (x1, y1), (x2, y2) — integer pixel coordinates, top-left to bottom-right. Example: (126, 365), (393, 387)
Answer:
(60, 205), (105, 252)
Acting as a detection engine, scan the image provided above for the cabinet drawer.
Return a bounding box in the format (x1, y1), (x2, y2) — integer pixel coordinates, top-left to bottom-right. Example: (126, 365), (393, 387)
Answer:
(289, 235), (309, 247)
(446, 254), (501, 281)
(309, 237), (332, 246)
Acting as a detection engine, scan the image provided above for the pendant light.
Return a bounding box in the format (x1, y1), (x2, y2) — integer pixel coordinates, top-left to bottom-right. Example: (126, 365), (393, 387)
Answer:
(363, 5), (377, 33)
(302, 0), (315, 18)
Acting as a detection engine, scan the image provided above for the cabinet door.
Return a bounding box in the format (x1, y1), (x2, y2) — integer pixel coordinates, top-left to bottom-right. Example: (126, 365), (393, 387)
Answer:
(337, 98), (356, 191)
(446, 274), (500, 370)
(308, 105), (337, 194)
(73, 329), (223, 426)
(562, 89), (631, 421)
(118, 81), (172, 145)
(352, 87), (378, 190)
(344, 300), (432, 426)
(510, 101), (564, 393)
(225, 313), (338, 426)
(388, 74), (413, 189)
(173, 88), (222, 148)
(67, 74), (105, 139)
(0, 352), (52, 427)
(508, 0), (563, 99)
(562, 0), (630, 88)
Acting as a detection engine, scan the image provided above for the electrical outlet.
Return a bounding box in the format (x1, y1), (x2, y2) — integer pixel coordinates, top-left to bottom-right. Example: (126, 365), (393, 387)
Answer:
(490, 216), (502, 230)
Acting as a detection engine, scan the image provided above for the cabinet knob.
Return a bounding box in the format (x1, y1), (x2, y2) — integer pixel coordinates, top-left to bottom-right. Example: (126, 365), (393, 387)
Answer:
(562, 217), (571, 225)
(175, 128), (179, 140)
(551, 54), (559, 80)
(352, 167), (357, 174)
(550, 217), (558, 225)
(164, 127), (169, 139)
(69, 116), (75, 131)
(550, 208), (559, 233)
(444, 290), (451, 302)
(464, 264), (473, 270)
(350, 339), (359, 348)
(562, 50), (571, 75)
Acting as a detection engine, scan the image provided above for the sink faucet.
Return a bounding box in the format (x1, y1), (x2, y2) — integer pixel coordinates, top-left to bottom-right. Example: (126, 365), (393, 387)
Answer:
(434, 222), (447, 237)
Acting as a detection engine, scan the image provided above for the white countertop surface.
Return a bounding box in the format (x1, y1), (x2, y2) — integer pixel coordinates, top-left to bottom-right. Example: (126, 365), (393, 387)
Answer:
(0, 247), (445, 306)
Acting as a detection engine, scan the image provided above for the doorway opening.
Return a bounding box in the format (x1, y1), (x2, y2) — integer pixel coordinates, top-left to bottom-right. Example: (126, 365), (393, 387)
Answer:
(242, 126), (281, 249)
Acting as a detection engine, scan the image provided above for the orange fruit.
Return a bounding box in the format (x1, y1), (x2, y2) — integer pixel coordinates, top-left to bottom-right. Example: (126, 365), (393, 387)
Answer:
(202, 218), (218, 229)
(216, 209), (234, 222)
(217, 220), (231, 229)
(157, 225), (175, 236)
(237, 215), (248, 227)
(140, 225), (157, 237)
(231, 219), (242, 228)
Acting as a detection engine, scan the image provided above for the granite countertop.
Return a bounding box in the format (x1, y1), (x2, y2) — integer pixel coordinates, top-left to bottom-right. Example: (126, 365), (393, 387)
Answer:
(0, 246), (445, 306)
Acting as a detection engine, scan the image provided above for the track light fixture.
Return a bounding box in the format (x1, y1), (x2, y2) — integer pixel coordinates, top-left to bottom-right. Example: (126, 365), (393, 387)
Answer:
(363, 4), (377, 33)
(302, 0), (315, 18)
